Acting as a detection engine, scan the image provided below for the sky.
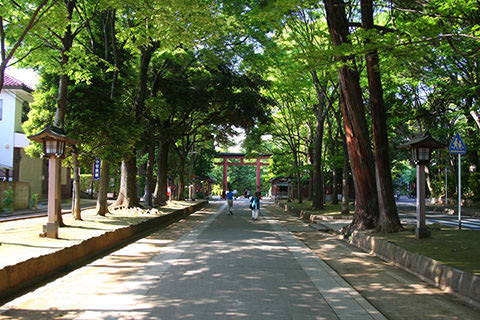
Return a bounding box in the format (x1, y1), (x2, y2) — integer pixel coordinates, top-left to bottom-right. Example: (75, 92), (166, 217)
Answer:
(4, 66), (40, 89)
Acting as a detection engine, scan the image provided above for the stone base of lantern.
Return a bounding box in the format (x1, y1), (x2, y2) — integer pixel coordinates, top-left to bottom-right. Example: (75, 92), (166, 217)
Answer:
(41, 222), (59, 239)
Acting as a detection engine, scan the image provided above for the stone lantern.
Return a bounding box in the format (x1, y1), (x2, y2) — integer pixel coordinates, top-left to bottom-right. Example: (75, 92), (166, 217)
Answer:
(399, 131), (445, 239)
(28, 126), (79, 238)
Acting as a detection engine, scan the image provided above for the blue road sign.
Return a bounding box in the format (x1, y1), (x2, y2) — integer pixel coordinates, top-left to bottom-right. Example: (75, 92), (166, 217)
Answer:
(449, 132), (466, 154)
(93, 158), (101, 180)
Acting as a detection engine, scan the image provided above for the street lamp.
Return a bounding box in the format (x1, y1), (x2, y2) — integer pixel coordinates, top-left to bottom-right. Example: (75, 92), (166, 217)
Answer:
(399, 131), (445, 239)
(28, 126), (78, 238)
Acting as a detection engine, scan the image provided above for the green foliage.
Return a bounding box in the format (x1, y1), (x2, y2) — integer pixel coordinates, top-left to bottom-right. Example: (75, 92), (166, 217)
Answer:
(465, 172), (480, 201)
(30, 193), (39, 209)
(79, 174), (119, 194)
(3, 187), (14, 212)
(11, 0), (480, 204)
(209, 162), (270, 196)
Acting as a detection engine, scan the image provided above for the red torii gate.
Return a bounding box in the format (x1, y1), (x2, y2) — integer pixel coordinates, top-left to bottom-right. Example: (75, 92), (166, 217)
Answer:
(215, 153), (271, 193)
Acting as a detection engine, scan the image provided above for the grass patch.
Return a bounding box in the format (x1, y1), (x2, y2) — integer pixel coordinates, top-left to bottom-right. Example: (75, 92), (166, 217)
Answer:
(375, 228), (480, 275)
(282, 200), (354, 216)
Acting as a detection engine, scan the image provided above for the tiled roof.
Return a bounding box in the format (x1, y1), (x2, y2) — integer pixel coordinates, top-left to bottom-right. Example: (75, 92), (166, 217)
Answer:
(2, 73), (34, 92)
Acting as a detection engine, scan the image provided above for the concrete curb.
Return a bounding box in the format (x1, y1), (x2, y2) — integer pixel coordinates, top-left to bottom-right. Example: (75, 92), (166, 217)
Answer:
(0, 201), (207, 302)
(275, 201), (480, 309)
(349, 231), (480, 308)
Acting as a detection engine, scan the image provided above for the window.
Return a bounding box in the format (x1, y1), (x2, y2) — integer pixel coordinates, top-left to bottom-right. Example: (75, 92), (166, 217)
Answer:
(22, 101), (29, 122)
(0, 99), (2, 120)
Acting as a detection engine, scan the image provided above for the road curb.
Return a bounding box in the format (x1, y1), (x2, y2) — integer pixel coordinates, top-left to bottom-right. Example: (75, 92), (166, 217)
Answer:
(275, 201), (480, 309)
(349, 231), (480, 309)
(0, 201), (208, 303)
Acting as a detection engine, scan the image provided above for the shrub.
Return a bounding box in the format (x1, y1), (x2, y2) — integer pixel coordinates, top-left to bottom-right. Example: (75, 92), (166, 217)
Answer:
(3, 187), (14, 212)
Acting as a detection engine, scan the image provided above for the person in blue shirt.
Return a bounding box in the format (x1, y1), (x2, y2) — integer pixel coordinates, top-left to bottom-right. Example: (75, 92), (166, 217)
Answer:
(226, 189), (234, 215)
(250, 192), (261, 220)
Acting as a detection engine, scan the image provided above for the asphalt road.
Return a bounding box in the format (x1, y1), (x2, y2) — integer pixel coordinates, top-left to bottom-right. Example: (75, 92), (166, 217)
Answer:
(396, 199), (480, 230)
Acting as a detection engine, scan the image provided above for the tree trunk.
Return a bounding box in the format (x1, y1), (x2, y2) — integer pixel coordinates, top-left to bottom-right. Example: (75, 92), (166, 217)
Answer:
(308, 147), (314, 201)
(361, 0), (402, 232)
(339, 86), (378, 232)
(293, 156), (303, 203)
(335, 103), (350, 214)
(71, 149), (81, 220)
(331, 168), (339, 205)
(144, 144), (154, 207)
(54, 159), (66, 227)
(54, 0), (75, 129)
(96, 159), (110, 216)
(153, 140), (169, 206)
(51, 0), (76, 227)
(312, 113), (325, 209)
(341, 143), (350, 215)
(138, 150), (146, 202)
(113, 44), (155, 208)
(112, 154), (139, 208)
(113, 160), (128, 207)
(177, 157), (186, 201)
(425, 165), (433, 199)
(311, 71), (327, 210)
(126, 153), (139, 207)
(328, 116), (339, 205)
(324, 0), (379, 234)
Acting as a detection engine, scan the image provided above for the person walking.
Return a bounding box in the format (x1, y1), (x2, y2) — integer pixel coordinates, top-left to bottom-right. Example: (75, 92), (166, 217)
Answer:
(250, 192), (260, 220)
(226, 189), (234, 215)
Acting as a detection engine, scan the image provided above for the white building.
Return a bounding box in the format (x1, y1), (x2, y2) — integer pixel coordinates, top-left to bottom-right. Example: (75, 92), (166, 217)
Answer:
(0, 74), (33, 176)
(1, 74), (71, 202)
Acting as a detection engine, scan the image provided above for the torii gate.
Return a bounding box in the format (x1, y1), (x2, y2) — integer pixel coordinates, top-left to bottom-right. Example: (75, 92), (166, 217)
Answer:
(215, 153), (271, 193)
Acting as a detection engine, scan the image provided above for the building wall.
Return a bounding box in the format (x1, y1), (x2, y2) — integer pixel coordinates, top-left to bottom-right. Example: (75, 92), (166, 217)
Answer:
(14, 90), (32, 133)
(0, 90), (16, 168)
(18, 148), (44, 196)
(0, 181), (30, 210)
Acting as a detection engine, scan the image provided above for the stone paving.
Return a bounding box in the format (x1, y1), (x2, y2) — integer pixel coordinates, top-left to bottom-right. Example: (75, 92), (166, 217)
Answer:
(0, 200), (479, 319)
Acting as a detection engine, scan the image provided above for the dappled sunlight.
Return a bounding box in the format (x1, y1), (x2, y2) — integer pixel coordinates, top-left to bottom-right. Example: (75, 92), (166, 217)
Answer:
(2, 202), (477, 320)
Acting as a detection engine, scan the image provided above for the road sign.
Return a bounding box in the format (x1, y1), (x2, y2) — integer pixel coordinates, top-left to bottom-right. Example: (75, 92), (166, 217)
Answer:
(449, 133), (466, 229)
(449, 132), (466, 154)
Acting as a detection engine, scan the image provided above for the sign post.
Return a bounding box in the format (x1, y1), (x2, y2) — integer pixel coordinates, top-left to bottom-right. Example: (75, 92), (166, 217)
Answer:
(449, 132), (466, 229)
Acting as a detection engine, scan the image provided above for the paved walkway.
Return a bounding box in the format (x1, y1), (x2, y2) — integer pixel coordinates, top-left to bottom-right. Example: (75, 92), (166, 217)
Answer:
(0, 198), (98, 222)
(1, 200), (479, 319)
(1, 201), (385, 320)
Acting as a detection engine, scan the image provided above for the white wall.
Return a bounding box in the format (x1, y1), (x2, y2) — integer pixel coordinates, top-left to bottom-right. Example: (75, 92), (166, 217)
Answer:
(0, 90), (16, 168)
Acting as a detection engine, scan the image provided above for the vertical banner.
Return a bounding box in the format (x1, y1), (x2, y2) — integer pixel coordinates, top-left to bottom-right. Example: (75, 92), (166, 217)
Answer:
(93, 158), (101, 181)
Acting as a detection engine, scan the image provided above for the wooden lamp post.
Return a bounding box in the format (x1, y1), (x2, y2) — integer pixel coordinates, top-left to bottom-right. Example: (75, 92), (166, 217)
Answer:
(399, 132), (445, 239)
(29, 126), (78, 238)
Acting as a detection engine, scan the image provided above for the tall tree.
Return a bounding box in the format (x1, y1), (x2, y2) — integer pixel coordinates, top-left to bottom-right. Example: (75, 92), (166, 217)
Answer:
(361, 0), (402, 232)
(20, 0), (102, 225)
(324, 0), (379, 233)
(283, 9), (338, 210)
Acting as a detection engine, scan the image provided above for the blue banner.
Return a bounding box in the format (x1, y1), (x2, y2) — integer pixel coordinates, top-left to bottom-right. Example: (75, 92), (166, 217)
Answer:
(93, 158), (101, 180)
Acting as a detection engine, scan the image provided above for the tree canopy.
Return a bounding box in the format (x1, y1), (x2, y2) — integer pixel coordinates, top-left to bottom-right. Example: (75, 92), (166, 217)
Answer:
(4, 0), (480, 233)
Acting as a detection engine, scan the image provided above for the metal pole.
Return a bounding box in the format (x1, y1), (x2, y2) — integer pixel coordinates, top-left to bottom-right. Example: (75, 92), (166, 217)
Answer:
(458, 154), (462, 229)
(445, 166), (447, 206)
